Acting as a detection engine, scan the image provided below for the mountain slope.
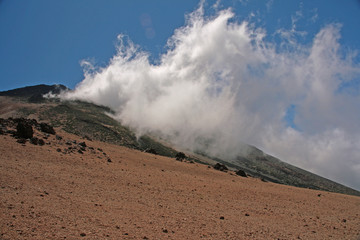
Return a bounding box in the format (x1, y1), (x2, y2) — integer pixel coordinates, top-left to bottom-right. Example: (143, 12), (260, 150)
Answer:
(0, 84), (359, 196)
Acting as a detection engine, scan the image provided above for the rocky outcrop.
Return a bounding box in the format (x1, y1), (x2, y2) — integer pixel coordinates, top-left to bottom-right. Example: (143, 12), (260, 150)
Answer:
(16, 121), (34, 139)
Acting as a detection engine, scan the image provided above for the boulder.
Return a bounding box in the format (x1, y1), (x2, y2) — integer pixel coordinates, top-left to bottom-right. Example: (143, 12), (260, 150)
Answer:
(145, 148), (157, 155)
(16, 121), (33, 139)
(30, 137), (39, 145)
(235, 169), (247, 177)
(213, 163), (228, 172)
(175, 152), (186, 161)
(40, 123), (55, 135)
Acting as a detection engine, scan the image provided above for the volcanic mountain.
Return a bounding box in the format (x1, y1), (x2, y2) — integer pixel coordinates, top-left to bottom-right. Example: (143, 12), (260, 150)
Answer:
(1, 84), (358, 196)
(0, 84), (359, 239)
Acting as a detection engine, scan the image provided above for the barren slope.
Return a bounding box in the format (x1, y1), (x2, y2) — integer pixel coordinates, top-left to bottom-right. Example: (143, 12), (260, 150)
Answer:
(1, 128), (359, 240)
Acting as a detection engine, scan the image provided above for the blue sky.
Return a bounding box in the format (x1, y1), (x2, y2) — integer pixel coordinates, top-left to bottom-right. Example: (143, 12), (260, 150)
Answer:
(1, 0), (360, 190)
(0, 0), (359, 91)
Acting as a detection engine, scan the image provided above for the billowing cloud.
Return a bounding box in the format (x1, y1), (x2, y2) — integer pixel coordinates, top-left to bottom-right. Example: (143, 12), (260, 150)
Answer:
(61, 6), (360, 190)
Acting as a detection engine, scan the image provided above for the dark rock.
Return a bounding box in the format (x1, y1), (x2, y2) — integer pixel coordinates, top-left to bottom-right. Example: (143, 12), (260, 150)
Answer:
(7, 130), (17, 135)
(235, 169), (247, 177)
(245, 213), (250, 216)
(56, 148), (62, 152)
(40, 123), (55, 135)
(78, 149), (83, 154)
(16, 121), (33, 139)
(79, 142), (87, 148)
(107, 158), (112, 163)
(175, 152), (186, 161)
(162, 229), (168, 233)
(80, 233), (86, 237)
(56, 135), (62, 140)
(97, 148), (103, 152)
(65, 141), (72, 145)
(220, 216), (225, 220)
(213, 163), (228, 172)
(17, 138), (27, 144)
(38, 139), (45, 146)
(145, 148), (157, 155)
(30, 137), (39, 145)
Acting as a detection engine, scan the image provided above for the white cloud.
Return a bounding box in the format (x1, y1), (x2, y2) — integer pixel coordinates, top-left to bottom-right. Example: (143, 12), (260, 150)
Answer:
(61, 7), (360, 190)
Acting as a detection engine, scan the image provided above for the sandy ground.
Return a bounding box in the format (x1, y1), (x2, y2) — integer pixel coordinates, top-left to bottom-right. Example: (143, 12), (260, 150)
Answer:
(1, 129), (359, 240)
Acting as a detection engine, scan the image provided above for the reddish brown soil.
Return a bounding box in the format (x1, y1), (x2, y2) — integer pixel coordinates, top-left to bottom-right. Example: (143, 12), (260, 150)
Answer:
(1, 129), (359, 240)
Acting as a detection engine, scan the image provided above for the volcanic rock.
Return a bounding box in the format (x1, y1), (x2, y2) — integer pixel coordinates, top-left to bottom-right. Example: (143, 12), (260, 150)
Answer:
(40, 123), (55, 135)
(145, 148), (157, 155)
(16, 121), (33, 139)
(235, 169), (247, 177)
(213, 163), (228, 172)
(175, 152), (186, 161)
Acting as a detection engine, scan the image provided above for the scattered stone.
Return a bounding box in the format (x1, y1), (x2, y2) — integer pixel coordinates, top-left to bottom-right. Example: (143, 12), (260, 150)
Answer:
(16, 138), (27, 144)
(79, 142), (87, 148)
(7, 130), (17, 135)
(78, 149), (83, 154)
(162, 229), (168, 233)
(317, 194), (322, 197)
(66, 141), (72, 145)
(16, 121), (33, 139)
(97, 148), (103, 152)
(56, 148), (62, 152)
(56, 135), (62, 140)
(175, 152), (186, 161)
(245, 213), (250, 216)
(80, 233), (86, 237)
(145, 148), (157, 155)
(38, 139), (45, 146)
(30, 137), (39, 145)
(213, 163), (228, 172)
(342, 219), (347, 223)
(40, 123), (55, 135)
(107, 158), (112, 163)
(236, 169), (247, 177)
(220, 216), (225, 220)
